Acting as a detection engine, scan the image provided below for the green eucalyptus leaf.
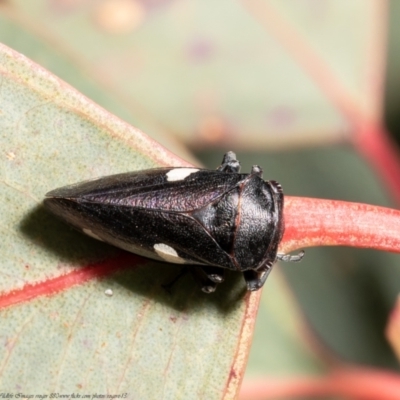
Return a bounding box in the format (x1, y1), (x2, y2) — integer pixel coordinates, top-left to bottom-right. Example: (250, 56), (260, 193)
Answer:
(0, 44), (257, 398)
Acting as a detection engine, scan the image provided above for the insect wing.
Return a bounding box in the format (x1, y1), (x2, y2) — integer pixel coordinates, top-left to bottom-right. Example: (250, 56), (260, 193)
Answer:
(46, 168), (245, 212)
(45, 168), (247, 268)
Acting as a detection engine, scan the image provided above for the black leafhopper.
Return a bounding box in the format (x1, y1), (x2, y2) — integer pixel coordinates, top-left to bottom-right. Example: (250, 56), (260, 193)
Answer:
(45, 152), (303, 292)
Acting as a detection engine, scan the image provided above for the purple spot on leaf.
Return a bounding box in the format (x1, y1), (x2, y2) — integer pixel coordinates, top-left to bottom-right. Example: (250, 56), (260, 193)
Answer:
(48, 0), (83, 15)
(186, 38), (215, 63)
(268, 106), (297, 129)
(141, 0), (175, 11)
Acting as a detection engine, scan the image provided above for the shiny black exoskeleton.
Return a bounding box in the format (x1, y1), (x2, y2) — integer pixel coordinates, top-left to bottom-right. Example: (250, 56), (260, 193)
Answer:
(44, 152), (303, 293)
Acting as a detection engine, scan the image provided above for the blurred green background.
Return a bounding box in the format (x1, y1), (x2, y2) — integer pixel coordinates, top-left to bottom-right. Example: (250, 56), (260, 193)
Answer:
(1, 0), (400, 382)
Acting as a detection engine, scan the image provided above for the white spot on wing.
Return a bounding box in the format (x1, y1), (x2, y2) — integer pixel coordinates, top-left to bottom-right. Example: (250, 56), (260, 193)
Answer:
(104, 289), (113, 297)
(83, 228), (104, 242)
(166, 168), (199, 182)
(154, 243), (186, 264)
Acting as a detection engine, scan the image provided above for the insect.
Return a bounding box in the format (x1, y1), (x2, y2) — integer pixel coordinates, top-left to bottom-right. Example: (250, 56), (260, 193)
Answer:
(44, 151), (303, 293)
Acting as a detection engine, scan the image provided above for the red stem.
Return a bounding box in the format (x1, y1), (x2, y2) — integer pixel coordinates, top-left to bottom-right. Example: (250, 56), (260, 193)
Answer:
(240, 367), (400, 400)
(354, 122), (400, 204)
(282, 197), (400, 254)
(1, 198), (399, 310)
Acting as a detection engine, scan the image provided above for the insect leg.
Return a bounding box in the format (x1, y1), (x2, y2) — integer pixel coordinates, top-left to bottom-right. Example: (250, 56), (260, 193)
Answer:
(217, 151), (241, 173)
(243, 268), (272, 291)
(201, 265), (225, 283)
(277, 250), (305, 262)
(190, 266), (225, 293)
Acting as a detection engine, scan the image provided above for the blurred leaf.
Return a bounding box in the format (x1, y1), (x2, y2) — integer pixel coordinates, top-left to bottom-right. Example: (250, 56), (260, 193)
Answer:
(0, 2), (194, 158)
(385, 0), (400, 143)
(2, 0), (385, 149)
(386, 296), (400, 362)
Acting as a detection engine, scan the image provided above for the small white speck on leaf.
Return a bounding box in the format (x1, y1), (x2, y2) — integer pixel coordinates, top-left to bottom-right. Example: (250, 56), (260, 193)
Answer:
(6, 151), (16, 160)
